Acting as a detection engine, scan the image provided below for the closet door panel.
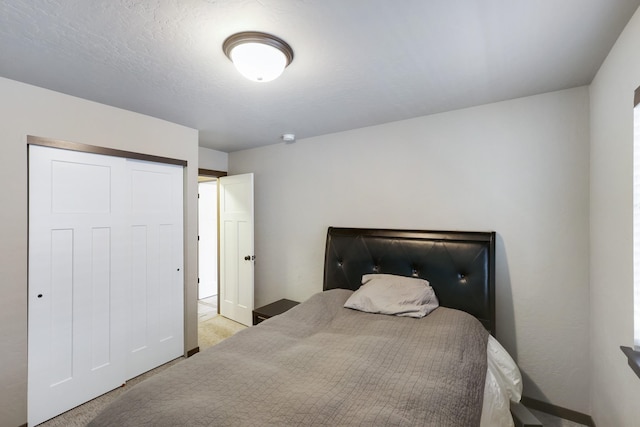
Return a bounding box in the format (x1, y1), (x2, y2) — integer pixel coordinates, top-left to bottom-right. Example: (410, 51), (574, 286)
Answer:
(49, 229), (74, 384)
(130, 225), (150, 353)
(28, 146), (127, 427)
(126, 160), (184, 379)
(158, 223), (177, 339)
(90, 227), (113, 369)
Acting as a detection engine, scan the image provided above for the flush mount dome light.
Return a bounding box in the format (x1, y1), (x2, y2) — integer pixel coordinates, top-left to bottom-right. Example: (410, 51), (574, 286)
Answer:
(223, 31), (294, 82)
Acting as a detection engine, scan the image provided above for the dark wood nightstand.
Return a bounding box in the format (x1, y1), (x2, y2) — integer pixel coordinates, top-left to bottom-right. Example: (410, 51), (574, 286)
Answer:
(252, 299), (299, 325)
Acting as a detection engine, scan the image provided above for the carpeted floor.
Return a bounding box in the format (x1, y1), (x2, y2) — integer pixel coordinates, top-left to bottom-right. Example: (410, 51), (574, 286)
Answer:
(38, 315), (246, 426)
(198, 314), (247, 349)
(37, 357), (184, 427)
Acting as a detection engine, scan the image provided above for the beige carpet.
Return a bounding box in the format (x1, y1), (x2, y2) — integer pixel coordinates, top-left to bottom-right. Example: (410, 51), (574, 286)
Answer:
(199, 314), (247, 350)
(37, 358), (183, 427)
(38, 315), (246, 426)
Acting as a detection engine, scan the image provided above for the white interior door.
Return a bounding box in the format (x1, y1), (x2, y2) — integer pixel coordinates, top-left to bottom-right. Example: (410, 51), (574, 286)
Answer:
(125, 159), (184, 379)
(28, 146), (128, 426)
(219, 173), (254, 326)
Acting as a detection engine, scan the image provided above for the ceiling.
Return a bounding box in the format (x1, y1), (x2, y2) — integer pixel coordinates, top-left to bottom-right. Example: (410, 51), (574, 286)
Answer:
(1, 1), (639, 153)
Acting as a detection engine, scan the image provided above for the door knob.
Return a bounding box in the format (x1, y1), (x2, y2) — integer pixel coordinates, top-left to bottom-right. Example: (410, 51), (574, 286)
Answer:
(244, 255), (251, 261)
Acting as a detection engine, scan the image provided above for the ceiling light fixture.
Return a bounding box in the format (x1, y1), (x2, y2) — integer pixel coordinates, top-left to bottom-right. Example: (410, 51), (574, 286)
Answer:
(223, 31), (294, 82)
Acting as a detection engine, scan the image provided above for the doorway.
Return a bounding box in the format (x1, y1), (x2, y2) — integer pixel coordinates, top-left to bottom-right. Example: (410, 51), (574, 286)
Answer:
(197, 169), (226, 325)
(198, 170), (255, 326)
(198, 175), (219, 322)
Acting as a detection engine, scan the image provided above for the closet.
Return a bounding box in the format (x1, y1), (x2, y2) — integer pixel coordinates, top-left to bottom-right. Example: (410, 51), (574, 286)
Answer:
(28, 143), (184, 426)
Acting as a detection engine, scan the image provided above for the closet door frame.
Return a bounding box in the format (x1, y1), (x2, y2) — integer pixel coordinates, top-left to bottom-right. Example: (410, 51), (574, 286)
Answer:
(27, 136), (187, 167)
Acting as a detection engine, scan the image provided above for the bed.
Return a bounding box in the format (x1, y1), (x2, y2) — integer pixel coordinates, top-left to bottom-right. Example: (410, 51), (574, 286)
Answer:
(89, 227), (524, 427)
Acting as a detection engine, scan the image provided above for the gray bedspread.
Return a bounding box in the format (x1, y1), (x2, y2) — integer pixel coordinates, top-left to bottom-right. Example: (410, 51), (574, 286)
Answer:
(89, 289), (489, 426)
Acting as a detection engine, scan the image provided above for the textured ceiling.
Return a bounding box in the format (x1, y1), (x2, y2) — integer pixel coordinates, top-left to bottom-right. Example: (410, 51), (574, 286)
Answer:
(1, 0), (639, 152)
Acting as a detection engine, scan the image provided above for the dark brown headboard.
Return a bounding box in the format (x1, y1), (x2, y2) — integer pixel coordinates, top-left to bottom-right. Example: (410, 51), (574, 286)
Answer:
(323, 227), (496, 334)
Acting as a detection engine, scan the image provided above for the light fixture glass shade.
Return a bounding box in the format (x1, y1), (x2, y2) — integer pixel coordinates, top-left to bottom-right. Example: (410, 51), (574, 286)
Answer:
(223, 32), (294, 83)
(230, 42), (287, 82)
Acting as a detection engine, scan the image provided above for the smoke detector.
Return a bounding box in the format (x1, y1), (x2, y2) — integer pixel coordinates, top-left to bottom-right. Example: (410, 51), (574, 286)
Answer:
(281, 133), (296, 143)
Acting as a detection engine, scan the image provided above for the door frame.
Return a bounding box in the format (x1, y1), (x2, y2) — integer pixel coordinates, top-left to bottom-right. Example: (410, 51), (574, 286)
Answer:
(28, 135), (187, 166)
(197, 169), (227, 320)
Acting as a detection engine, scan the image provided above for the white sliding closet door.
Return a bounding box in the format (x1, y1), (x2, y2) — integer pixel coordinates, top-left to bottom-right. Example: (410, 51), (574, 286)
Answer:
(28, 146), (184, 426)
(28, 146), (128, 426)
(126, 159), (184, 379)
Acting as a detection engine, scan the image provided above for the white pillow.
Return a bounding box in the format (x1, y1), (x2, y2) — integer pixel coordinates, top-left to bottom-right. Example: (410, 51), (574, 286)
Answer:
(343, 274), (439, 318)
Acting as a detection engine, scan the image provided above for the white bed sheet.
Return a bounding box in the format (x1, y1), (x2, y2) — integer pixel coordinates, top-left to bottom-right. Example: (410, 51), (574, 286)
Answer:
(480, 335), (523, 427)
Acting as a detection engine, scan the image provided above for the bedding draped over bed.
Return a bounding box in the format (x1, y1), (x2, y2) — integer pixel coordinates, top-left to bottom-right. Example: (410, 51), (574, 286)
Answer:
(89, 289), (489, 427)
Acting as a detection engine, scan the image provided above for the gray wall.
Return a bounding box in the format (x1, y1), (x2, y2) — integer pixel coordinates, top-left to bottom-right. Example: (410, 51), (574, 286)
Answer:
(0, 77), (199, 426)
(199, 146), (228, 171)
(230, 87), (591, 413)
(589, 6), (640, 426)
